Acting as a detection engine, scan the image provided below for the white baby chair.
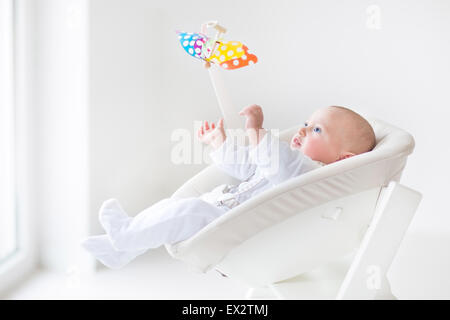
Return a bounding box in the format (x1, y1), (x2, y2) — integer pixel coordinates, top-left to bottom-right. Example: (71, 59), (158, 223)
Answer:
(167, 21), (422, 300)
(166, 119), (422, 300)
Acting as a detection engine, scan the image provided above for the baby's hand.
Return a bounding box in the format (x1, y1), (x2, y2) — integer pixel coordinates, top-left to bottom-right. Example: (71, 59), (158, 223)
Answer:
(239, 104), (266, 146)
(239, 104), (264, 130)
(197, 118), (227, 150)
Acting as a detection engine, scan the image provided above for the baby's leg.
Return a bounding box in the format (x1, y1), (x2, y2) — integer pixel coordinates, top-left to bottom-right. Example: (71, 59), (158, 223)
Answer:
(100, 197), (227, 252)
(98, 198), (172, 246)
(81, 235), (147, 269)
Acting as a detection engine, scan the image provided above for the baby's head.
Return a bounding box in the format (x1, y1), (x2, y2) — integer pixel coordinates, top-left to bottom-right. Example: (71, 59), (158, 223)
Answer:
(290, 106), (376, 164)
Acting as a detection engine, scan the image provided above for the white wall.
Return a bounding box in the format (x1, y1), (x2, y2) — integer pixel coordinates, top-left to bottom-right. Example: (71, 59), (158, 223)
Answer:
(89, 0), (169, 236)
(89, 0), (450, 236)
(34, 0), (92, 272)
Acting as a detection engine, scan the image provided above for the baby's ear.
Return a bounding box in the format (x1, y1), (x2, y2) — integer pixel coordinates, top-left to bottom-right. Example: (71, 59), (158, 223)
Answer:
(339, 152), (356, 160)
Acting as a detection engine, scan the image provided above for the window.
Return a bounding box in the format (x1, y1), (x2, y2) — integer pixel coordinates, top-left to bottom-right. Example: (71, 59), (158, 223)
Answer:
(0, 0), (17, 264)
(0, 0), (37, 294)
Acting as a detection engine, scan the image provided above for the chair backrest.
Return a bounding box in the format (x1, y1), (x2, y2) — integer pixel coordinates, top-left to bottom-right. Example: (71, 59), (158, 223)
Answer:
(166, 119), (416, 277)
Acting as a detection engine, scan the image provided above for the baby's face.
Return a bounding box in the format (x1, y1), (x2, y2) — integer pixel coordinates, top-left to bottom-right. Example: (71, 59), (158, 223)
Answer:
(290, 108), (351, 164)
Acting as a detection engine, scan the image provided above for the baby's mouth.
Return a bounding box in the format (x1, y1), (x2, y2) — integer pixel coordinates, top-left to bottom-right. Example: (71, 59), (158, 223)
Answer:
(293, 137), (302, 148)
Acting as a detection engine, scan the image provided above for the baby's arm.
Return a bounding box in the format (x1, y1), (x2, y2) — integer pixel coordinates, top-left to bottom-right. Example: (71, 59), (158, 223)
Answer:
(238, 105), (320, 185)
(198, 119), (256, 181)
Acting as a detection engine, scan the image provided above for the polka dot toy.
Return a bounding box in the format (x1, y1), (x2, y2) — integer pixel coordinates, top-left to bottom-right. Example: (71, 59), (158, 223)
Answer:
(176, 28), (257, 70)
(216, 44), (257, 70)
(177, 32), (209, 60)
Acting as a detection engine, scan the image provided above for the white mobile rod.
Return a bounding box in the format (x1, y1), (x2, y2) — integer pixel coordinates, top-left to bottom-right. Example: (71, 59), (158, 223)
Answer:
(208, 66), (242, 130)
(202, 21), (242, 130)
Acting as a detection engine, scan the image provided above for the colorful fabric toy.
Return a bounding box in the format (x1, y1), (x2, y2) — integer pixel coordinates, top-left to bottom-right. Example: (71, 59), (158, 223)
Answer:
(177, 23), (257, 70)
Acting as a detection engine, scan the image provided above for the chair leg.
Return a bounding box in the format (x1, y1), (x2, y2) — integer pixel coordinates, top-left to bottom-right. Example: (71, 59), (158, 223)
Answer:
(336, 181), (422, 300)
(373, 274), (397, 300)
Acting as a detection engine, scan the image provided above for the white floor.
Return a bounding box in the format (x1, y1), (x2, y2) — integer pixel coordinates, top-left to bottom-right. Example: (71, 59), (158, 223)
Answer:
(2, 247), (249, 300)
(3, 229), (450, 300)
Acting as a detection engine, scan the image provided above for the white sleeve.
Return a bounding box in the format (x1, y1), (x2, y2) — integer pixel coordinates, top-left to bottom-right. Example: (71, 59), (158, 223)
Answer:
(248, 131), (321, 185)
(208, 137), (257, 181)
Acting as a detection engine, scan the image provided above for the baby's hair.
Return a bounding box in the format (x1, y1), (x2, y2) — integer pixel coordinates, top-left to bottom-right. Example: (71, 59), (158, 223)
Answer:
(329, 106), (376, 154)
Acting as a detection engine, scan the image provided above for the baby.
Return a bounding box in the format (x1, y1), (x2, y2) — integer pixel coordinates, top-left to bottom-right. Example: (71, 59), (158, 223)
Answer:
(81, 105), (375, 269)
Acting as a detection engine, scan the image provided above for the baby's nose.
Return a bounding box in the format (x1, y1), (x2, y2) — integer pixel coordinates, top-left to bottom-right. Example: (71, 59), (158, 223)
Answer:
(299, 127), (306, 136)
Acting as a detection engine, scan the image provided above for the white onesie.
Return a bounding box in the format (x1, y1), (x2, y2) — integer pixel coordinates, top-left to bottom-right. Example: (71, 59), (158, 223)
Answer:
(81, 131), (324, 269)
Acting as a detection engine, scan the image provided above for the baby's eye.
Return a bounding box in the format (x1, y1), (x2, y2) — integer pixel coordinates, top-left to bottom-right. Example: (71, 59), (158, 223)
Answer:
(313, 127), (321, 133)
(304, 122), (308, 127)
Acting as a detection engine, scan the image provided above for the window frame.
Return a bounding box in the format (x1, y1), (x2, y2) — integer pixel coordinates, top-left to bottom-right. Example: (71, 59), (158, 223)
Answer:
(0, 0), (36, 296)
(0, 0), (17, 263)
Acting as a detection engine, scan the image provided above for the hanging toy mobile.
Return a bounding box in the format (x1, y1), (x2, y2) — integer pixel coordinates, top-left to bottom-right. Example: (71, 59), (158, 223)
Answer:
(176, 21), (257, 129)
(176, 21), (257, 70)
